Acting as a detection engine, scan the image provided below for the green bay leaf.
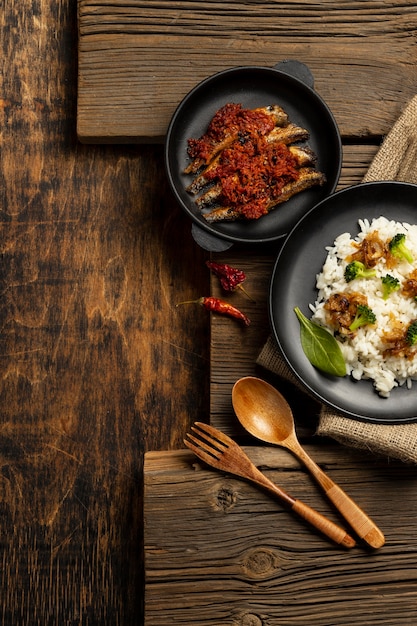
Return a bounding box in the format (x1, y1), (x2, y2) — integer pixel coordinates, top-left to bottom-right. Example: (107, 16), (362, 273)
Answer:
(294, 307), (346, 377)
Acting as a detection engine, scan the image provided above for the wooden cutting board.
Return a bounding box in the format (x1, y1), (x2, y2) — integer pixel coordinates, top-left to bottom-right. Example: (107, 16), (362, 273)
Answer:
(77, 0), (416, 143)
(144, 446), (417, 626)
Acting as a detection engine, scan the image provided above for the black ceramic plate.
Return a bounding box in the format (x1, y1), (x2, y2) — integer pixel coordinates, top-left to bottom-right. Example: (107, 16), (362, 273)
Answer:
(270, 181), (417, 424)
(165, 63), (341, 247)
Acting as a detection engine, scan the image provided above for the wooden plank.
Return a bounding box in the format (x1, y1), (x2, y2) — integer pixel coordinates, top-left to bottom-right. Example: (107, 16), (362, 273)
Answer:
(77, 0), (417, 142)
(2, 1), (211, 623)
(144, 446), (417, 625)
(209, 144), (378, 435)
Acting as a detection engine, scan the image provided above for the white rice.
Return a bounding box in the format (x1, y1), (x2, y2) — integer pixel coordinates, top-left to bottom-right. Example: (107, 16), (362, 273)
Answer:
(310, 216), (417, 397)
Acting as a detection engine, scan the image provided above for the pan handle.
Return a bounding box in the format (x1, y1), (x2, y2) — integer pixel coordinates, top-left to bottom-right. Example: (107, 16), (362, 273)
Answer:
(191, 223), (233, 251)
(274, 60), (314, 89)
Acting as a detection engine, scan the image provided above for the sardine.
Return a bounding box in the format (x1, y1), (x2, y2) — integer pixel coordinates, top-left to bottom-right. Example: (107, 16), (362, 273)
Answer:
(265, 123), (310, 146)
(189, 140), (314, 198)
(202, 168), (326, 223)
(186, 152), (223, 194)
(184, 102), (325, 223)
(184, 104), (290, 174)
(194, 145), (317, 207)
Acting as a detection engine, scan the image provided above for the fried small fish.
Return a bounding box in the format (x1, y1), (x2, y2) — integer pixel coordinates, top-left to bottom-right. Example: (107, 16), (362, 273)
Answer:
(184, 104), (289, 174)
(194, 145), (317, 208)
(202, 168), (326, 223)
(184, 102), (326, 222)
(187, 130), (312, 196)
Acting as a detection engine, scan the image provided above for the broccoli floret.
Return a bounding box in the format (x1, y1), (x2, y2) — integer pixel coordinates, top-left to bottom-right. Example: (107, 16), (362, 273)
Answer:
(388, 233), (413, 264)
(406, 320), (417, 346)
(349, 304), (377, 332)
(344, 261), (376, 283)
(381, 274), (401, 300)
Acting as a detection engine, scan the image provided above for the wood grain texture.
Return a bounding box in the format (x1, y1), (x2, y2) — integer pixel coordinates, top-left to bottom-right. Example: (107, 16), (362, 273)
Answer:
(77, 0), (417, 142)
(1, 1), (209, 624)
(144, 446), (417, 625)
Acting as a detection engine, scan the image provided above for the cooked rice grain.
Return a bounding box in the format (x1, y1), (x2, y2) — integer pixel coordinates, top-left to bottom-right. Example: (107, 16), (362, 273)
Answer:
(310, 216), (417, 397)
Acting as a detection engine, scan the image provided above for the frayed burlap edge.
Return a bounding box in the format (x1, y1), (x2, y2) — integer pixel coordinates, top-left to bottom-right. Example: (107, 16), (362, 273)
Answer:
(362, 95), (417, 185)
(318, 409), (417, 464)
(257, 95), (417, 464)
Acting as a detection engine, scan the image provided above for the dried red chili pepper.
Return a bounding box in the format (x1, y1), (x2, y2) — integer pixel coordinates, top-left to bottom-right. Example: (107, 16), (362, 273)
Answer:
(176, 296), (250, 326)
(206, 261), (254, 301)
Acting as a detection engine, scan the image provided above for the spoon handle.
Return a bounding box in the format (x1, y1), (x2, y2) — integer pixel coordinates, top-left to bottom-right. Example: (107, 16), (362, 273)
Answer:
(247, 466), (355, 548)
(294, 445), (385, 548)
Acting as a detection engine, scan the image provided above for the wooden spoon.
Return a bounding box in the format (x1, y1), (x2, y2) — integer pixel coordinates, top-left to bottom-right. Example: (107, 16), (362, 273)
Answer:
(232, 376), (385, 549)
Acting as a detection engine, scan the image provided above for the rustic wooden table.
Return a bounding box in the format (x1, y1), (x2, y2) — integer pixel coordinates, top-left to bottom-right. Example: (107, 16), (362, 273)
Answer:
(2, 1), (417, 624)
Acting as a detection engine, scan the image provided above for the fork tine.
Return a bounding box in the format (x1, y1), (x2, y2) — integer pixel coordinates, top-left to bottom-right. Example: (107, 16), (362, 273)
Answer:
(191, 424), (227, 453)
(193, 421), (232, 446)
(184, 436), (220, 465)
(184, 421), (232, 468)
(185, 432), (222, 459)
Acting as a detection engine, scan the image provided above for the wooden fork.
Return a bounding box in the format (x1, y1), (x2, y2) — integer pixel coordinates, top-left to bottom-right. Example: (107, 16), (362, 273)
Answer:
(185, 422), (356, 549)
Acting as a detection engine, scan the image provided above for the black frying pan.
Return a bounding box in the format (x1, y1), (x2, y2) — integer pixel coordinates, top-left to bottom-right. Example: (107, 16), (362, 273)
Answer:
(165, 61), (342, 251)
(269, 181), (417, 423)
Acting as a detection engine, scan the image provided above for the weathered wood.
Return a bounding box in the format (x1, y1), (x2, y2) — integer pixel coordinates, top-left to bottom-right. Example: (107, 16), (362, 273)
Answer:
(1, 1), (210, 624)
(77, 0), (417, 142)
(144, 446), (417, 625)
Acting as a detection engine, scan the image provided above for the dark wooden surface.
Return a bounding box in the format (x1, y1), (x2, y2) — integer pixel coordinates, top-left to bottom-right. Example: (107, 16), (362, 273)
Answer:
(3, 0), (417, 624)
(77, 0), (417, 142)
(2, 2), (210, 624)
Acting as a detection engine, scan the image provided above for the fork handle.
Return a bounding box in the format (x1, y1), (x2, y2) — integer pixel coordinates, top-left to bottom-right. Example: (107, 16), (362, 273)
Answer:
(249, 468), (356, 548)
(291, 499), (356, 548)
(292, 444), (385, 548)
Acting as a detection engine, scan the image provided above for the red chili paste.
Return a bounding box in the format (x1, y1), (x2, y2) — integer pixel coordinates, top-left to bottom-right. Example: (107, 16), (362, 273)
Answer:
(204, 135), (300, 219)
(187, 103), (276, 164)
(187, 103), (304, 219)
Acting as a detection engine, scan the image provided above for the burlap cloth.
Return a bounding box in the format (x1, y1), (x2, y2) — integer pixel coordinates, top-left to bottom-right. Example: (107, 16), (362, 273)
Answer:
(257, 95), (417, 464)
